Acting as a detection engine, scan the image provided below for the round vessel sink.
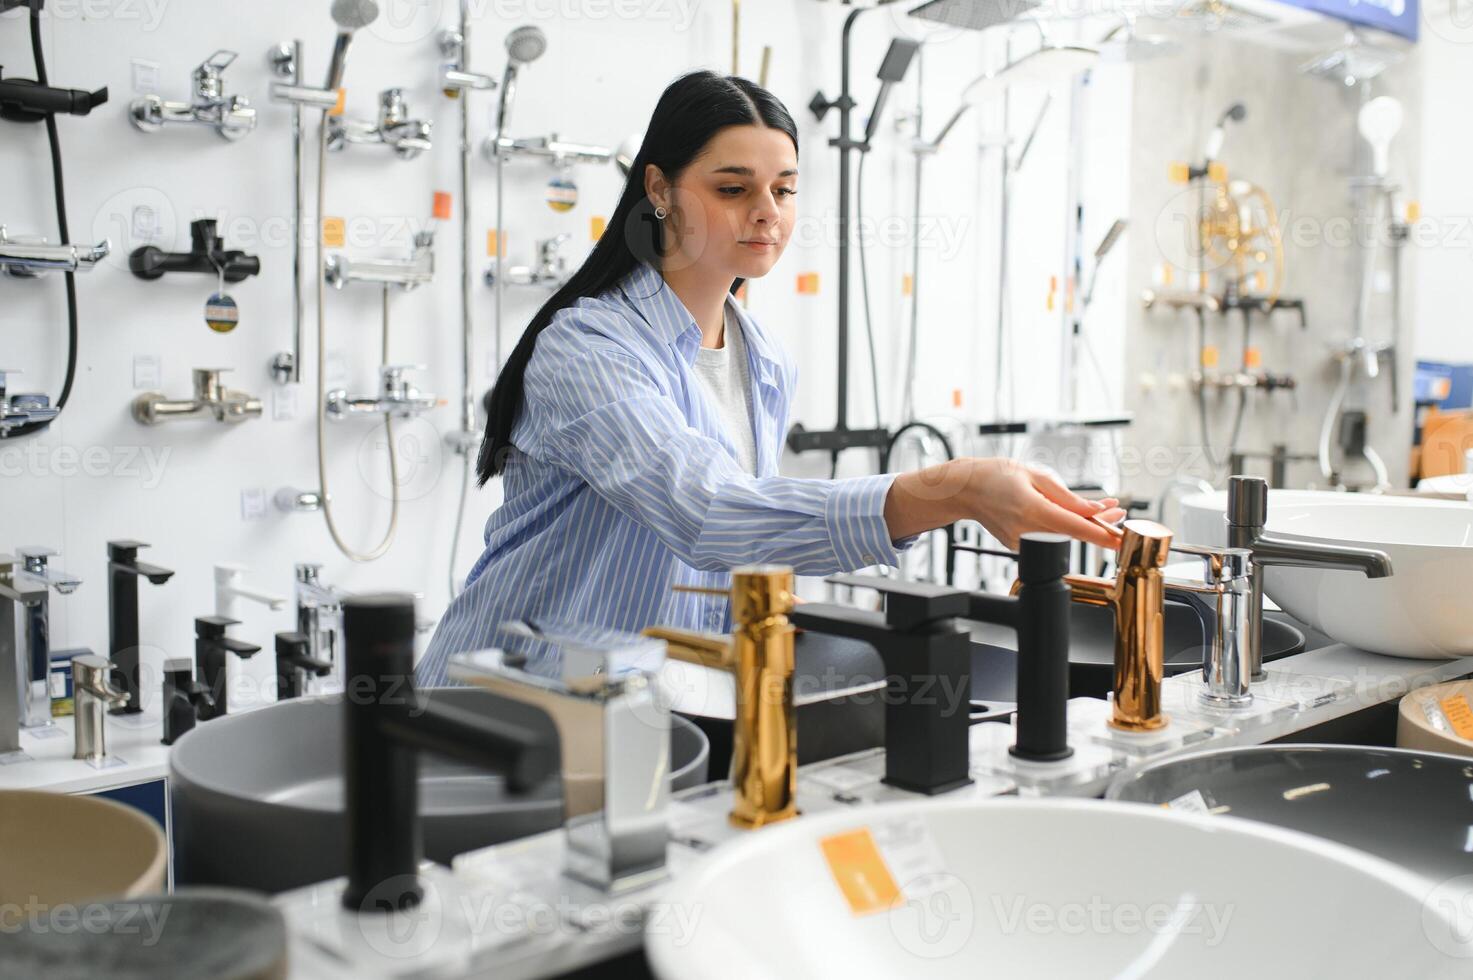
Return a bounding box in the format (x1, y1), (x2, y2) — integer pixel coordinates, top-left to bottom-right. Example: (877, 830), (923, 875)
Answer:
(647, 798), (1463, 979)
(171, 687), (709, 894)
(0, 790), (166, 906)
(1106, 744), (1473, 886)
(1176, 488), (1436, 548)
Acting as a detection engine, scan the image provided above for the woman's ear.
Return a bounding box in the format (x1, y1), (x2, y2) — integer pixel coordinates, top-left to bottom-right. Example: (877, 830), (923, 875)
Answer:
(644, 163), (669, 213)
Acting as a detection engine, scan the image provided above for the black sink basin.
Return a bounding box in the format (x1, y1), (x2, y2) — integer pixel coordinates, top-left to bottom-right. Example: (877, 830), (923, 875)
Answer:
(1106, 744), (1473, 885)
(967, 600), (1307, 702)
(171, 687), (709, 894)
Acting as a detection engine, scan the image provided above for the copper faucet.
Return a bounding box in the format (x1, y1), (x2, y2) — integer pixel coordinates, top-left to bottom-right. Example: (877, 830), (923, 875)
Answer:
(644, 565), (799, 830)
(1056, 519), (1175, 732)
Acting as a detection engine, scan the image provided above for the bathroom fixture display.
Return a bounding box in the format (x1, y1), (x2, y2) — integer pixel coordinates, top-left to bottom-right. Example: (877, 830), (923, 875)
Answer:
(452, 621), (674, 893)
(0, 548), (80, 747)
(1108, 744), (1473, 888)
(161, 658), (214, 745)
(106, 540), (173, 715)
(291, 563), (341, 693)
(0, 225), (108, 275)
(73, 653), (129, 763)
(326, 88), (431, 158)
(213, 562), (285, 621)
(0, 0), (108, 440)
(790, 574), (973, 795)
(272, 632), (330, 700)
(325, 363), (438, 419)
(169, 687), (707, 894)
(646, 798), (1465, 979)
(132, 368), (263, 425)
(483, 132), (613, 168)
(324, 230), (434, 290)
(128, 218), (260, 282)
(0, 790), (165, 909)
(340, 594), (558, 911)
(484, 232), (570, 289)
(193, 616), (261, 721)
(128, 50), (255, 141)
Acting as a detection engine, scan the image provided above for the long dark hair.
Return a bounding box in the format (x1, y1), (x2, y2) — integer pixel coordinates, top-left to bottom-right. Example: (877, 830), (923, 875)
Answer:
(476, 70), (799, 483)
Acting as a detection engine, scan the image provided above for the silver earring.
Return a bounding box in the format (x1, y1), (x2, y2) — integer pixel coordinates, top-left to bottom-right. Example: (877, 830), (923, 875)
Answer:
(654, 205), (668, 220)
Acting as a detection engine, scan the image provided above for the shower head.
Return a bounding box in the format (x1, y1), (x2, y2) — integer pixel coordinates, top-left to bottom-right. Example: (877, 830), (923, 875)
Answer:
(325, 0), (380, 91)
(907, 0), (1040, 32)
(505, 25), (548, 65)
(1358, 96), (1403, 178)
(926, 42), (1098, 150)
(1204, 101), (1245, 161)
(1300, 30), (1403, 88)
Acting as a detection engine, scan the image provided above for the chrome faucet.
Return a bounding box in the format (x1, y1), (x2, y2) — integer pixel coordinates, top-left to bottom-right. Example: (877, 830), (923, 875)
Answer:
(326, 364), (439, 419)
(327, 88), (431, 159)
(294, 563), (343, 692)
(128, 50), (256, 141)
(483, 132), (613, 168)
(214, 563), (286, 620)
(132, 368), (263, 425)
(0, 225), (109, 276)
(1226, 476), (1393, 679)
(73, 654), (129, 764)
(451, 621), (671, 894)
(1163, 544), (1254, 707)
(325, 230), (435, 290)
(437, 27), (497, 93)
(485, 233), (570, 289)
(0, 370), (60, 433)
(2, 548), (81, 737)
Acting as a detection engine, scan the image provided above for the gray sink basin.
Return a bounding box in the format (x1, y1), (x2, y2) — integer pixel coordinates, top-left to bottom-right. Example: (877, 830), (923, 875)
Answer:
(170, 687), (709, 894)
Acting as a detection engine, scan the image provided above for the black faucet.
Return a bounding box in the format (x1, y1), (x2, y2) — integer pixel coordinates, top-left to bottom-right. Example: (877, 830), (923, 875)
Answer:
(107, 540), (174, 715)
(340, 593), (557, 913)
(161, 658), (214, 745)
(790, 577), (973, 795)
(129, 218), (260, 282)
(193, 616), (260, 720)
(274, 631), (331, 700)
(964, 534), (1074, 762)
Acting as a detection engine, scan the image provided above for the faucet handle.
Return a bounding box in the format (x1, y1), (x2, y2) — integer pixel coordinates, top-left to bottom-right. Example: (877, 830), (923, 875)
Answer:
(1226, 475), (1268, 528)
(17, 545), (57, 563)
(671, 584), (727, 598)
(200, 49), (238, 73)
(1167, 543), (1252, 585)
(497, 619), (667, 689)
(824, 573), (970, 630)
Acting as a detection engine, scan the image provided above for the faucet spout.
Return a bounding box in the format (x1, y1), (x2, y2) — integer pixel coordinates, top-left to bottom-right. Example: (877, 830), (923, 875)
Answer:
(1249, 533), (1394, 577)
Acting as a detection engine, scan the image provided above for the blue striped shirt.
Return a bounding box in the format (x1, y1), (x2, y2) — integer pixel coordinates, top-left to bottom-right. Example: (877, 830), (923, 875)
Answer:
(417, 261), (909, 685)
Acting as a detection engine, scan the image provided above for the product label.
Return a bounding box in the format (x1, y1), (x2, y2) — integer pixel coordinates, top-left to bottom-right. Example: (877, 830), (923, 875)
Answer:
(821, 817), (950, 917)
(1439, 694), (1473, 741)
(1165, 789), (1211, 815)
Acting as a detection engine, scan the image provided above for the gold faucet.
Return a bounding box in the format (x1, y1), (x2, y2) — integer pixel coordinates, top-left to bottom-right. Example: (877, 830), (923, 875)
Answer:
(1051, 519), (1174, 732)
(644, 565), (797, 830)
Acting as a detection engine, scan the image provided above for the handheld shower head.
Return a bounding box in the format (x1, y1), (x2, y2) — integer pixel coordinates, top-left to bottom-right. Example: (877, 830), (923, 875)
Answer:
(505, 25), (547, 65)
(325, 0), (380, 91)
(1204, 102), (1245, 162)
(1358, 96), (1403, 178)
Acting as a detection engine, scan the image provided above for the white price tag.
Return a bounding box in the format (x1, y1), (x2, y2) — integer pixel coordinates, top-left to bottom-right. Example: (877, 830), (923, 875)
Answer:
(240, 487), (268, 522)
(1166, 789), (1211, 815)
(132, 354), (161, 389)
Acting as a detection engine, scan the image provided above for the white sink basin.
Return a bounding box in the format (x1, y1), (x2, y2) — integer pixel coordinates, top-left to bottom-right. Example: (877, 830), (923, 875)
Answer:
(647, 798), (1461, 979)
(1177, 489), (1437, 548)
(1260, 500), (1473, 658)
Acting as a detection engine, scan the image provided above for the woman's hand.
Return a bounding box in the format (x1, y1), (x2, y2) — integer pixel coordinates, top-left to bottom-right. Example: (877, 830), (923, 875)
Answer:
(883, 457), (1126, 551)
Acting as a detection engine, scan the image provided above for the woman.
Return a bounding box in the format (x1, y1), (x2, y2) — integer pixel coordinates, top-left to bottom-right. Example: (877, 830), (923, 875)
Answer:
(417, 71), (1121, 684)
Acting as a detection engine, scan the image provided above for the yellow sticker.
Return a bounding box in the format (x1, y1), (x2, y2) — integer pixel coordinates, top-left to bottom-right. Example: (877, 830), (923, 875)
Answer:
(329, 88), (346, 117)
(487, 229), (502, 258)
(901, 273), (913, 297)
(321, 216), (345, 248)
(820, 827), (901, 917)
(590, 216), (607, 241)
(1201, 345), (1220, 370)
(1440, 695), (1473, 741)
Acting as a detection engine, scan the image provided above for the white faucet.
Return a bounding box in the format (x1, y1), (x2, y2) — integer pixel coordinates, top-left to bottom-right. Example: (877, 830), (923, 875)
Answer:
(214, 563), (287, 621)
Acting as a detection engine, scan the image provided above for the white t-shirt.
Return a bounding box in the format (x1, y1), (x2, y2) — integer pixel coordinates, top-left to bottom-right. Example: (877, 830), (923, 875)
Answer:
(690, 303), (759, 475)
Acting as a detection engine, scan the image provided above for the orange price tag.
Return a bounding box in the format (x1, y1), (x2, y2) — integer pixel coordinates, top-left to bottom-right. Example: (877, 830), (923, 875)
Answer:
(329, 88), (346, 117)
(1201, 345), (1220, 370)
(1245, 347), (1262, 370)
(901, 273), (913, 297)
(820, 827), (901, 917)
(321, 216), (345, 248)
(487, 230), (502, 258)
(951, 389), (963, 409)
(796, 272), (820, 295)
(432, 191), (452, 220)
(1440, 695), (1473, 741)
(590, 216), (606, 241)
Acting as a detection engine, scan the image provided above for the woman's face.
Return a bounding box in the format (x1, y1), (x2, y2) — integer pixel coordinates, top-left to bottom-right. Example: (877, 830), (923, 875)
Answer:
(647, 124), (798, 282)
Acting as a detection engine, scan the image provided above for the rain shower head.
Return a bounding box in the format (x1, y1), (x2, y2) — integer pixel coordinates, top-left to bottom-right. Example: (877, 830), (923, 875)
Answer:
(325, 0), (380, 91)
(907, 0), (1041, 32)
(505, 24), (548, 65)
(1300, 31), (1403, 88)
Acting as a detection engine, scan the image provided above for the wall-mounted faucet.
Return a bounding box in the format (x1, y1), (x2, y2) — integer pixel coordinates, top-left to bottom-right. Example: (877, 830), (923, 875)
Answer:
(274, 631), (331, 700)
(0, 548), (81, 743)
(483, 132), (612, 169)
(1225, 476), (1393, 680)
(128, 218), (260, 282)
(0, 370), (59, 434)
(328, 88), (431, 159)
(213, 563), (286, 621)
(343, 594), (557, 912)
(133, 368), (263, 426)
(161, 657), (214, 745)
(107, 540), (174, 716)
(294, 563), (342, 693)
(452, 619), (671, 894)
(437, 28), (496, 94)
(129, 50), (255, 141)
(325, 230), (434, 290)
(326, 364), (438, 420)
(273, 488), (325, 514)
(73, 654), (129, 764)
(194, 615), (261, 720)
(0, 225), (109, 276)
(484, 233), (569, 289)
